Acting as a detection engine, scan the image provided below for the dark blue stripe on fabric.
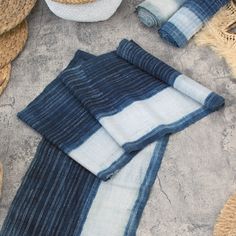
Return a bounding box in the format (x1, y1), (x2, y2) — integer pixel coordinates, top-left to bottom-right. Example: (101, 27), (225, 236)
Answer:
(185, 0), (229, 21)
(62, 51), (169, 120)
(18, 78), (101, 153)
(204, 92), (225, 111)
(17, 53), (102, 153)
(0, 139), (101, 236)
(124, 136), (169, 236)
(117, 39), (181, 85)
(158, 0), (229, 47)
(158, 22), (188, 47)
(123, 107), (211, 152)
(117, 39), (225, 111)
(16, 49), (137, 181)
(16, 48), (143, 181)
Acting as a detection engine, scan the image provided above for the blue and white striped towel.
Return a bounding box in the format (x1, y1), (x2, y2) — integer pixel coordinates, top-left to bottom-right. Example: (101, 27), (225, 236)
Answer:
(159, 0), (229, 47)
(1, 39), (224, 236)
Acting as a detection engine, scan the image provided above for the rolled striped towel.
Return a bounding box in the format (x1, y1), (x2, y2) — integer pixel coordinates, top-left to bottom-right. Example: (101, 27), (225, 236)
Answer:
(1, 39), (224, 236)
(137, 0), (186, 28)
(159, 0), (230, 47)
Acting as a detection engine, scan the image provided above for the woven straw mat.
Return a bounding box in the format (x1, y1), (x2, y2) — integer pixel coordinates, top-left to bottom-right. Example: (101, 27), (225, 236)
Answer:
(0, 64), (11, 95)
(0, 0), (36, 35)
(0, 20), (28, 69)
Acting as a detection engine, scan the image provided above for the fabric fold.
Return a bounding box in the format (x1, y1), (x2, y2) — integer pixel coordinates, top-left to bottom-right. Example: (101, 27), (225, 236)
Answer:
(17, 50), (133, 181)
(62, 39), (224, 153)
(116, 39), (225, 111)
(158, 0), (229, 47)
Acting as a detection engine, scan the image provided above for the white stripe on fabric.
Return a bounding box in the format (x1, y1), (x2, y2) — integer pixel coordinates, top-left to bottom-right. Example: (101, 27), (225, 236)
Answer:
(99, 87), (201, 146)
(80, 142), (156, 236)
(69, 128), (124, 176)
(168, 7), (203, 39)
(174, 74), (212, 105)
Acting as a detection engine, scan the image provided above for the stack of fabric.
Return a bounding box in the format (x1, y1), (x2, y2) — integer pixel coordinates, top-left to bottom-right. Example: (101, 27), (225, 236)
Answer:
(1, 39), (224, 236)
(45, 0), (123, 22)
(137, 0), (230, 47)
(0, 0), (37, 96)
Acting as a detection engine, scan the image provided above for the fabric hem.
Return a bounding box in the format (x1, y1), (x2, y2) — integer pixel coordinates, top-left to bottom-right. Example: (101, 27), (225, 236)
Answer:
(124, 136), (169, 236)
(123, 107), (211, 152)
(97, 107), (211, 180)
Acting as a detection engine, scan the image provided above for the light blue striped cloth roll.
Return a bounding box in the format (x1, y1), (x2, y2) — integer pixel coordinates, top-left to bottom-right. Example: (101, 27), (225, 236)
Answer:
(137, 0), (187, 28)
(158, 0), (230, 47)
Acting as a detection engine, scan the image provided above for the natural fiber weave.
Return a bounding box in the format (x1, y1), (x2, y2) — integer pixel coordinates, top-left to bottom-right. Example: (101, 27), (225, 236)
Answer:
(0, 64), (11, 96)
(0, 20), (28, 69)
(214, 193), (236, 236)
(0, 162), (3, 198)
(0, 0), (36, 35)
(52, 0), (94, 4)
(195, 1), (236, 78)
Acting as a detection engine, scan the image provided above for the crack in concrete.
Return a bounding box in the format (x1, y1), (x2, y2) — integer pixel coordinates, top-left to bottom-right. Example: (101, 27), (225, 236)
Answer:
(188, 222), (211, 232)
(187, 217), (212, 232)
(157, 175), (172, 206)
(0, 97), (15, 109)
(0, 103), (13, 109)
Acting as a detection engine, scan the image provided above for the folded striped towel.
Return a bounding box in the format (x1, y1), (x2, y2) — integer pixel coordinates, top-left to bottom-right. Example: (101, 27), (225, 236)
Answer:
(1, 39), (224, 236)
(159, 0), (229, 47)
(137, 0), (186, 28)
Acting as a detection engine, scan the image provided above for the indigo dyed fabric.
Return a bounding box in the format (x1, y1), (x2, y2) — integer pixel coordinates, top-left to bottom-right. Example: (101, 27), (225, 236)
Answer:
(137, 0), (186, 28)
(1, 39), (224, 236)
(0, 139), (100, 236)
(159, 0), (229, 47)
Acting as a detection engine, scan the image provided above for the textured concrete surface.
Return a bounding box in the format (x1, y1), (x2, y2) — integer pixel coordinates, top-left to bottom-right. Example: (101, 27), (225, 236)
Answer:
(0, 0), (236, 235)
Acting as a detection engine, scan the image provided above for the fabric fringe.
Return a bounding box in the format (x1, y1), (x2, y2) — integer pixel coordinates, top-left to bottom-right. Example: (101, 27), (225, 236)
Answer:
(195, 1), (236, 78)
(214, 193), (236, 236)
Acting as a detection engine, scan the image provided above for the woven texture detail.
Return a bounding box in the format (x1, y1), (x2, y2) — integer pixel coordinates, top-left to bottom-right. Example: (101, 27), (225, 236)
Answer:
(0, 64), (11, 96)
(0, 0), (37, 35)
(0, 20), (28, 69)
(214, 193), (236, 236)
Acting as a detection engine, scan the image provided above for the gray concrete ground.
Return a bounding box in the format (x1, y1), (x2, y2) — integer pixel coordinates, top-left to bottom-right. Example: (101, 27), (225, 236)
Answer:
(0, 0), (236, 235)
